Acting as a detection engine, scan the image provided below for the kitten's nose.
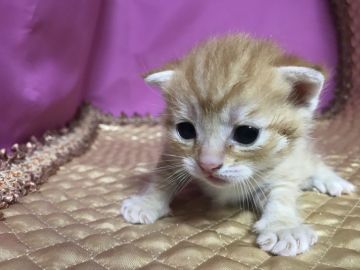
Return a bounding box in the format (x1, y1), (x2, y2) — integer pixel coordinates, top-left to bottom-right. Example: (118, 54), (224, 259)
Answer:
(199, 162), (223, 173)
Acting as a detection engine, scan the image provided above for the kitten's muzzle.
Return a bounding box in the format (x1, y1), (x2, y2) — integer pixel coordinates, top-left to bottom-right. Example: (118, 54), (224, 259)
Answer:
(198, 161), (223, 174)
(197, 161), (228, 186)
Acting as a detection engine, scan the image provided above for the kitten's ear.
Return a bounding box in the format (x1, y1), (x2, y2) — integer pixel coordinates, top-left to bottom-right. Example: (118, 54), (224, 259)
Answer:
(144, 70), (175, 90)
(277, 66), (325, 111)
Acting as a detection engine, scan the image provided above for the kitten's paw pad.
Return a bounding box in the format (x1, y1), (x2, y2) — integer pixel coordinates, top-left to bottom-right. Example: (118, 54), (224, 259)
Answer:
(312, 176), (355, 196)
(257, 225), (317, 256)
(120, 195), (170, 224)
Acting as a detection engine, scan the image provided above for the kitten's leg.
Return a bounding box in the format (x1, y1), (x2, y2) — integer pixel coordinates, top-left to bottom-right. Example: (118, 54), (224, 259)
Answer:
(303, 161), (355, 196)
(120, 174), (174, 224)
(254, 185), (317, 256)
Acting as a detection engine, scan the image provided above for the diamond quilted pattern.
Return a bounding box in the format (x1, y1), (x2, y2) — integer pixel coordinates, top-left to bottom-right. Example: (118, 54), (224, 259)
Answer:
(95, 244), (153, 270)
(0, 119), (359, 269)
(18, 228), (65, 250)
(78, 234), (120, 254)
(0, 233), (28, 261)
(260, 256), (311, 270)
(5, 214), (47, 233)
(29, 242), (90, 269)
(0, 256), (40, 270)
(158, 241), (214, 269)
(187, 230), (233, 250)
(212, 220), (250, 238)
(26, 200), (60, 215)
(58, 224), (99, 240)
(42, 212), (77, 227)
(197, 255), (249, 270)
(218, 241), (270, 266)
(139, 261), (176, 270)
(67, 261), (106, 270)
(133, 232), (177, 256)
(332, 229), (360, 251)
(322, 247), (359, 269)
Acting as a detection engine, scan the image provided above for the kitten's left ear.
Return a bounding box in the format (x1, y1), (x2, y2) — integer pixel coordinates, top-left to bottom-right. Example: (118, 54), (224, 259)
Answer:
(277, 66), (325, 111)
(144, 70), (175, 90)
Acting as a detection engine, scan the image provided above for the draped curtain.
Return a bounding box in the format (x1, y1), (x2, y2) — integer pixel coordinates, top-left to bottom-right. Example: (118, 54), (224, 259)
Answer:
(0, 0), (337, 148)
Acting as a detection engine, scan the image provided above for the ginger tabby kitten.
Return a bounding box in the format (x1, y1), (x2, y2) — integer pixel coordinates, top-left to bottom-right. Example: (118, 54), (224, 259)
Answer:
(121, 34), (355, 256)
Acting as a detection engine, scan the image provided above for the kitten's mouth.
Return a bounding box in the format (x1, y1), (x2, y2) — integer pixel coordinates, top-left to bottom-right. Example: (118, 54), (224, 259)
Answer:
(205, 174), (228, 186)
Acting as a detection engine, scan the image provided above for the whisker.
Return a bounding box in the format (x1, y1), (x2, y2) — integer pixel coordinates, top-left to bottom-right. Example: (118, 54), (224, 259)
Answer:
(235, 181), (242, 209)
(166, 170), (191, 195)
(162, 153), (185, 158)
(245, 177), (260, 216)
(250, 173), (269, 215)
(252, 171), (268, 202)
(239, 181), (245, 209)
(242, 179), (252, 210)
(139, 159), (183, 167)
(149, 164), (183, 172)
(155, 168), (186, 190)
(243, 179), (251, 212)
(147, 161), (184, 170)
(175, 174), (192, 194)
(238, 180), (246, 210)
(247, 177), (261, 216)
(156, 167), (192, 196)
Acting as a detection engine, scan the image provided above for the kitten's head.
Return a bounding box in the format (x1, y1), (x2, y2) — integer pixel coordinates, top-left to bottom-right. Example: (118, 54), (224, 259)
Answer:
(145, 34), (326, 188)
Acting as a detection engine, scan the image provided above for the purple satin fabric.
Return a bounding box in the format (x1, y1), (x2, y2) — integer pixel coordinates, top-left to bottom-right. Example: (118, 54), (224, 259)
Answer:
(0, 0), (337, 148)
(0, 0), (101, 147)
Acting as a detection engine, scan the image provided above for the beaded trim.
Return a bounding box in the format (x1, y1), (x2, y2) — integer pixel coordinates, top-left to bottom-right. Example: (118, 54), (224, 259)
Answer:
(0, 105), (160, 211)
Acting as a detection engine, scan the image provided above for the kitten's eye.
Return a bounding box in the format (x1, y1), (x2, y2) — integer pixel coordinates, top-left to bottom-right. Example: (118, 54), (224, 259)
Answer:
(233, 125), (259, 145)
(176, 122), (196, 140)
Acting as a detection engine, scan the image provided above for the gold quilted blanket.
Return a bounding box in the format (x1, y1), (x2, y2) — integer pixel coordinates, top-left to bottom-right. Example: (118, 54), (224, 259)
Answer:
(0, 112), (359, 270)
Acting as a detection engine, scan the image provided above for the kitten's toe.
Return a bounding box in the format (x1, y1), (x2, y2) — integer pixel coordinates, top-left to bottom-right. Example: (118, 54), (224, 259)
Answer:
(339, 179), (356, 194)
(312, 175), (355, 196)
(120, 195), (170, 224)
(257, 225), (317, 256)
(311, 178), (326, 193)
(271, 232), (297, 256)
(256, 231), (277, 251)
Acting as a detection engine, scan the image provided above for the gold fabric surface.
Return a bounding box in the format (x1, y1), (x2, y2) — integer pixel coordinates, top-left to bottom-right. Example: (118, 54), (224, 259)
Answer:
(0, 117), (359, 270)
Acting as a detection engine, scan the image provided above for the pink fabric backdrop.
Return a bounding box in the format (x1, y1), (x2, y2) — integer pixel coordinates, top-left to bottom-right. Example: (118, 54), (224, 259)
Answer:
(0, 0), (101, 148)
(0, 0), (337, 148)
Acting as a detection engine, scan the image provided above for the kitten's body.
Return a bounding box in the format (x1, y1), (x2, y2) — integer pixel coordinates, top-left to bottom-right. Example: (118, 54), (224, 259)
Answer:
(121, 34), (355, 256)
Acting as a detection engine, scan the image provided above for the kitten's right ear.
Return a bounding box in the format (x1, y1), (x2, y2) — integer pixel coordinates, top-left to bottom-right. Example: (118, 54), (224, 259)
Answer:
(144, 70), (174, 90)
(277, 66), (325, 111)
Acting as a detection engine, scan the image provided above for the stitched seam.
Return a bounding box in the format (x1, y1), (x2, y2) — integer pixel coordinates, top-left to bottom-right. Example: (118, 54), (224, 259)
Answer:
(140, 210), (246, 269)
(318, 260), (352, 270)
(308, 199), (360, 270)
(20, 202), (110, 270)
(93, 224), (174, 270)
(190, 220), (257, 269)
(64, 261), (108, 270)
(1, 217), (44, 270)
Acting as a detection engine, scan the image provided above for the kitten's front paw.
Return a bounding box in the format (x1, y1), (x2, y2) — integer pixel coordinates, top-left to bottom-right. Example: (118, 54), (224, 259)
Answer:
(120, 195), (170, 224)
(257, 225), (317, 256)
(311, 175), (355, 196)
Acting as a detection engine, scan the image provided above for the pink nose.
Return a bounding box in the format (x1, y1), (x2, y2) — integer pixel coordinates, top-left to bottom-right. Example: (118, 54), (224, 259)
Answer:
(199, 162), (223, 173)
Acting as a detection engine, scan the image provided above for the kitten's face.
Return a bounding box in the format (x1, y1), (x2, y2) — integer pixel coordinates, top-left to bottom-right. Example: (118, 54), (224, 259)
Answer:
(169, 107), (285, 187)
(162, 71), (300, 187)
(145, 35), (325, 188)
